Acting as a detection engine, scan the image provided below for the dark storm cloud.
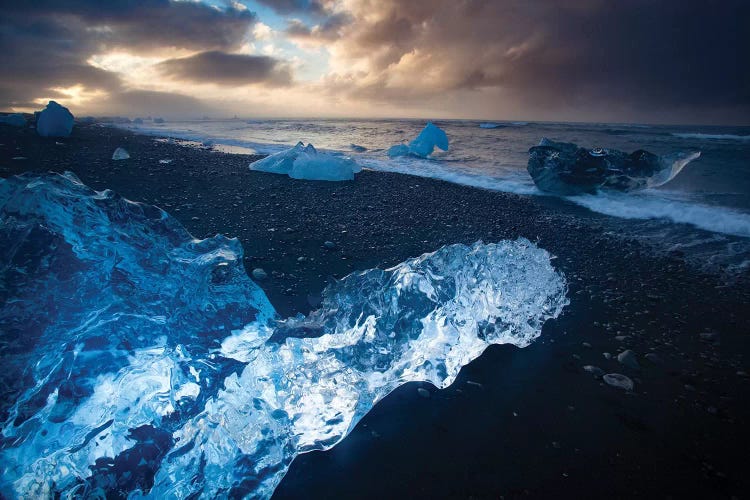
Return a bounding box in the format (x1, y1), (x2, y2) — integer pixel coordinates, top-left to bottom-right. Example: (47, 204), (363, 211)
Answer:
(157, 51), (292, 86)
(326, 0), (750, 123)
(86, 90), (214, 119)
(1, 0), (257, 51)
(0, 1), (258, 109)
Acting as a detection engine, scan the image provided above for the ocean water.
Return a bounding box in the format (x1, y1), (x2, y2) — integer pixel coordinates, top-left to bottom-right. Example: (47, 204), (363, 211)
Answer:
(120, 119), (750, 276)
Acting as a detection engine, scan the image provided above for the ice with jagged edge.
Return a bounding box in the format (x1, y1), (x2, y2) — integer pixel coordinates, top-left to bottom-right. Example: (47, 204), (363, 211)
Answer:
(527, 138), (701, 195)
(249, 141), (361, 181)
(388, 122), (450, 158)
(36, 100), (74, 138)
(0, 172), (567, 499)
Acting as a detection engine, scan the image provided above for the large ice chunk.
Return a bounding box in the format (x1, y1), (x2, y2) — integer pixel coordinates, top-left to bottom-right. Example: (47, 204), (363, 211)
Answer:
(389, 122), (449, 158)
(35, 101), (74, 138)
(527, 138), (701, 195)
(250, 142), (361, 181)
(0, 173), (567, 499)
(0, 113), (26, 127)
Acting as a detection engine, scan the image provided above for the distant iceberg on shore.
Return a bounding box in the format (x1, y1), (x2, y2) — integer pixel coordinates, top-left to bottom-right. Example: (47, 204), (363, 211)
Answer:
(0, 113), (26, 127)
(250, 141), (361, 181)
(388, 122), (449, 158)
(36, 101), (74, 138)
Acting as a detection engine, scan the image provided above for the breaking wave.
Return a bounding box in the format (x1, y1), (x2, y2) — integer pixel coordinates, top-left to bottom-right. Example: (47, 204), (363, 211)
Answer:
(671, 133), (750, 141)
(569, 190), (750, 238)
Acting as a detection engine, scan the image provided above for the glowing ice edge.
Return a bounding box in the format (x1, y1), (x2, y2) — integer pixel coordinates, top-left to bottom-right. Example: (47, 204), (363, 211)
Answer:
(0, 172), (568, 499)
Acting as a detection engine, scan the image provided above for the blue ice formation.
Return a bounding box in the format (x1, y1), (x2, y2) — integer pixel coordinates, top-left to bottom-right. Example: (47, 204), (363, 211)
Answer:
(250, 142), (361, 181)
(388, 122), (450, 158)
(479, 123), (503, 129)
(527, 138), (701, 195)
(36, 101), (74, 138)
(0, 113), (26, 127)
(0, 172), (567, 499)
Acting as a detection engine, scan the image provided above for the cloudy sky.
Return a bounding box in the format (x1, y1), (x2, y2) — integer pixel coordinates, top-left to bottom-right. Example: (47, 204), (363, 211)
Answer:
(1, 0), (747, 124)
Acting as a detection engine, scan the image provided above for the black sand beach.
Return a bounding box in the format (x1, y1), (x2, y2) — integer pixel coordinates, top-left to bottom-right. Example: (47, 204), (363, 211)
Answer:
(2, 123), (749, 499)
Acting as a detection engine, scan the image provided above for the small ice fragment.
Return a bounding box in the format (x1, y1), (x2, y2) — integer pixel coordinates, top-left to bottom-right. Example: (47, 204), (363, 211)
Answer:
(112, 148), (130, 160)
(479, 123), (502, 129)
(252, 268), (268, 280)
(159, 159), (172, 164)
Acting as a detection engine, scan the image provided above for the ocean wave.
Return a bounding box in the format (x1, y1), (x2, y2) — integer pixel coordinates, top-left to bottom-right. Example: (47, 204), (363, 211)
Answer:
(359, 157), (539, 195)
(569, 191), (750, 238)
(672, 132), (750, 141)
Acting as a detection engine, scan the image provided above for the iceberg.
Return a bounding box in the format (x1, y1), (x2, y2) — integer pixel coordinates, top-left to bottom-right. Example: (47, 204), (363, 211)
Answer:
(527, 138), (701, 195)
(388, 122), (449, 158)
(36, 101), (74, 138)
(0, 113), (26, 127)
(0, 172), (567, 499)
(250, 142), (361, 181)
(112, 147), (130, 160)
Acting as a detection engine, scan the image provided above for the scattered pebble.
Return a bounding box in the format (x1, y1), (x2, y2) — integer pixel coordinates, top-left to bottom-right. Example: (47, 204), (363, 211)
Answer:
(699, 332), (720, 343)
(583, 365), (604, 378)
(645, 353), (662, 364)
(323, 240), (336, 249)
(617, 350), (640, 370)
(252, 268), (268, 280)
(112, 147), (130, 160)
(603, 373), (634, 391)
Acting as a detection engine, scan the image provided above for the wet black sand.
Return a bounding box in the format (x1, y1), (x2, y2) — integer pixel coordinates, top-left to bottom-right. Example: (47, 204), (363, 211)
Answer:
(2, 123), (749, 499)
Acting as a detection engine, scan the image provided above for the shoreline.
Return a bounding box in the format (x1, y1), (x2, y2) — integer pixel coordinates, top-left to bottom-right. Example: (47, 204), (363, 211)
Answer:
(2, 123), (749, 498)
